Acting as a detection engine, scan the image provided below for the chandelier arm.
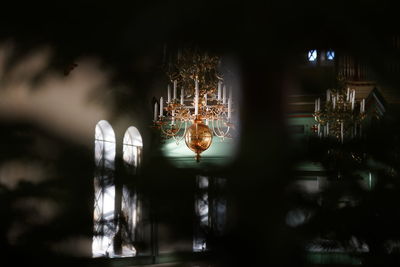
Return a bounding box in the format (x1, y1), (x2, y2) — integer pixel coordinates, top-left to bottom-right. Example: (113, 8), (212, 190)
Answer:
(159, 118), (184, 137)
(219, 120), (231, 138)
(172, 121), (188, 145)
(211, 119), (222, 137)
(215, 119), (225, 137)
(212, 118), (230, 138)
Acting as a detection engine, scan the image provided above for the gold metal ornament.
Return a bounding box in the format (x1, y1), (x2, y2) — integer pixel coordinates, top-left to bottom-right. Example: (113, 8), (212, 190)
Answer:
(153, 48), (234, 161)
(313, 80), (366, 143)
(185, 118), (213, 162)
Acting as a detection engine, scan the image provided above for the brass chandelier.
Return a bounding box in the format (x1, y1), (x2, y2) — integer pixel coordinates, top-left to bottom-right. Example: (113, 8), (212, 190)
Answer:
(313, 85), (366, 143)
(152, 49), (234, 161)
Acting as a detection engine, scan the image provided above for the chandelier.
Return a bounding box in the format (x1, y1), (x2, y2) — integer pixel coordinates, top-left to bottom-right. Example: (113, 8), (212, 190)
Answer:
(313, 85), (366, 143)
(152, 49), (234, 162)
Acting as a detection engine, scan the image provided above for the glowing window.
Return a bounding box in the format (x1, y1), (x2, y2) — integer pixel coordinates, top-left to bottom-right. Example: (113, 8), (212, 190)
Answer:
(93, 120), (116, 257)
(119, 126), (143, 257)
(123, 126), (143, 170)
(326, 50), (335, 60)
(308, 50), (317, 62)
(193, 176), (227, 252)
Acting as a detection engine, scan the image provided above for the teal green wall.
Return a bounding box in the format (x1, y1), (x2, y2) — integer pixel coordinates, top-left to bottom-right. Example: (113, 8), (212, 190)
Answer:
(160, 136), (237, 168)
(287, 114), (316, 138)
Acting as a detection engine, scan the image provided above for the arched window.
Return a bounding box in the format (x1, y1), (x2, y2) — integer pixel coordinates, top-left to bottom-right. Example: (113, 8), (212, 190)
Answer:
(93, 120), (116, 257)
(326, 50), (335, 61)
(123, 126), (143, 170)
(308, 49), (317, 62)
(119, 126), (143, 256)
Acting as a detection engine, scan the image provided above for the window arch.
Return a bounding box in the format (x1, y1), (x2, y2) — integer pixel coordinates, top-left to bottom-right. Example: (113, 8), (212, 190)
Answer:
(93, 120), (116, 257)
(123, 126), (143, 170)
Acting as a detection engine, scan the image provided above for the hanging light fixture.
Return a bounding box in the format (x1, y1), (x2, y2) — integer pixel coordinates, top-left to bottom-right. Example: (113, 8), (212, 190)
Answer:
(313, 83), (366, 143)
(152, 49), (234, 162)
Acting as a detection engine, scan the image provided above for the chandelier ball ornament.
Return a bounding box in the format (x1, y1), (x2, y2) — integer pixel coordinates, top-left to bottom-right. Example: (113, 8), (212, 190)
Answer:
(185, 118), (213, 162)
(152, 48), (235, 161)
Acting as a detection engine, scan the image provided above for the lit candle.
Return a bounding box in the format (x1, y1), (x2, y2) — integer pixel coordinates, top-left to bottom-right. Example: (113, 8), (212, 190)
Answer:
(159, 97), (163, 117)
(167, 84), (171, 103)
(218, 81), (222, 101)
(154, 102), (158, 121)
(228, 97), (232, 119)
(180, 88), (184, 105)
(223, 85), (227, 104)
(195, 80), (199, 115)
(173, 80), (177, 100)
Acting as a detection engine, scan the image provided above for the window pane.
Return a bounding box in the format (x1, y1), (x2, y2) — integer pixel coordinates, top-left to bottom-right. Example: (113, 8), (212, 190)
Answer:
(308, 50), (317, 62)
(93, 120), (116, 258)
(327, 50), (335, 60)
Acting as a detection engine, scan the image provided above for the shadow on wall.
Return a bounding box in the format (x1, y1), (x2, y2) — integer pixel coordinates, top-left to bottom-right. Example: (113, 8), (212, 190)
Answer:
(0, 41), (127, 266)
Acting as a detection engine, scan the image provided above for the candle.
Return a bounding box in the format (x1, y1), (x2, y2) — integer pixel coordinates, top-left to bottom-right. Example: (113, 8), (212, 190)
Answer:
(180, 88), (184, 105)
(351, 90), (355, 110)
(360, 99), (363, 113)
(327, 90), (330, 102)
(361, 98), (365, 113)
(218, 81), (222, 101)
(172, 110), (175, 125)
(333, 97), (336, 109)
(347, 88), (350, 101)
(154, 102), (158, 121)
(167, 85), (171, 103)
(195, 80), (199, 115)
(341, 122), (344, 143)
(228, 97), (232, 119)
(318, 98), (320, 111)
(173, 80), (177, 100)
(222, 85), (227, 104)
(159, 97), (163, 117)
(204, 94), (207, 106)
